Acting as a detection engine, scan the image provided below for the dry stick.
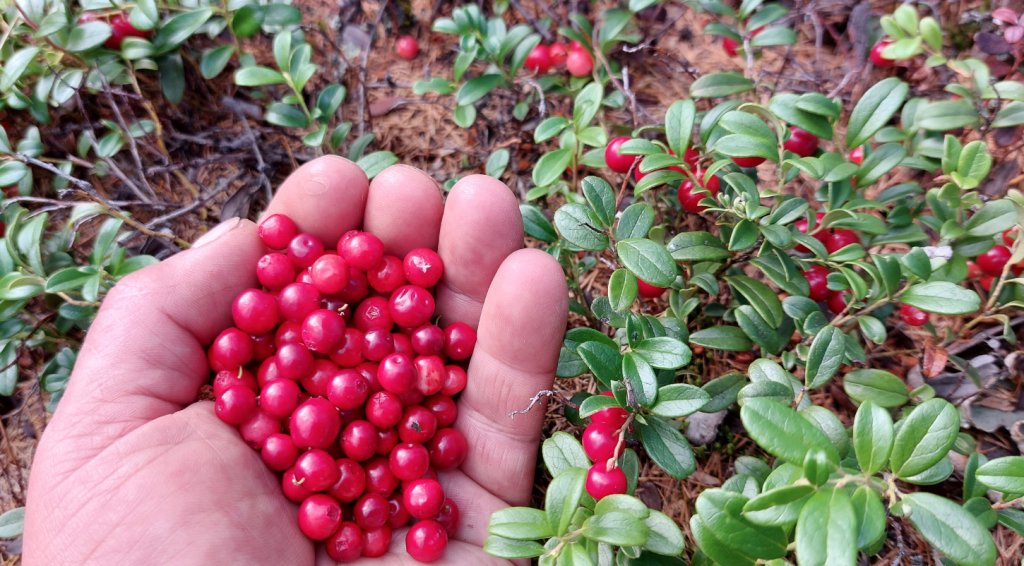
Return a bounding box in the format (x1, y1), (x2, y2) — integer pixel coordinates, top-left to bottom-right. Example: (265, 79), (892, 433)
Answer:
(592, 43), (640, 128)
(101, 80), (158, 200)
(949, 315), (1024, 356)
(509, 0), (551, 42)
(357, 2), (389, 138)
(145, 171), (245, 229)
(236, 112), (274, 203)
(507, 390), (575, 419)
(71, 92), (153, 203)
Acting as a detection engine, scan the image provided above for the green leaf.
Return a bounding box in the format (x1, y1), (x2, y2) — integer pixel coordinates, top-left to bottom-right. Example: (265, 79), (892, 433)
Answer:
(533, 148), (572, 187)
(534, 116), (569, 142)
(200, 45), (235, 79)
(0, 162), (29, 187)
(992, 101), (1024, 128)
(573, 83), (604, 128)
(578, 394), (620, 419)
(356, 151), (398, 179)
(234, 66), (286, 86)
(667, 231), (731, 262)
(45, 266), (100, 293)
(65, 21), (112, 52)
(453, 104), (476, 128)
(694, 489), (788, 562)
(651, 384), (709, 417)
(554, 204), (608, 251)
(976, 456), (1024, 496)
(158, 53), (185, 104)
(616, 204), (655, 240)
(690, 72), (755, 98)
(727, 276), (784, 327)
(843, 369), (909, 408)
(739, 399), (838, 466)
(633, 337), (691, 370)
(638, 415), (696, 479)
(608, 269), (638, 312)
(795, 488), (857, 566)
(846, 78), (909, 148)
(644, 509), (686, 556)
(735, 306), (788, 355)
(616, 239), (678, 288)
(488, 507), (553, 540)
(665, 99), (696, 156)
(412, 77), (456, 95)
(583, 511), (649, 546)
(542, 432), (590, 477)
(546, 468), (586, 536)
(0, 506), (25, 539)
(965, 200), (1019, 237)
(0, 47), (40, 92)
(851, 486), (886, 552)
(701, 373), (746, 412)
(801, 405), (850, 459)
(582, 177), (616, 227)
(714, 134), (777, 161)
(955, 141), (992, 189)
(152, 8), (213, 52)
(901, 282), (980, 315)
(916, 100), (980, 131)
(0, 341), (17, 397)
(852, 401), (894, 474)
(689, 326), (752, 352)
(890, 398), (960, 478)
(901, 493), (996, 566)
(483, 535), (545, 559)
(230, 4), (264, 38)
(578, 341), (622, 388)
(623, 351), (658, 406)
(998, 508), (1024, 537)
(742, 484), (814, 527)
(316, 84), (347, 119)
(804, 326), (846, 389)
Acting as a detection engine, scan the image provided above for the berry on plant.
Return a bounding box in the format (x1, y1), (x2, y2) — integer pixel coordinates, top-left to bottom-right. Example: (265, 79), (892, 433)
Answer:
(549, 42), (569, 65)
(566, 47), (594, 77)
(524, 44), (553, 73)
(870, 39), (896, 67)
(977, 245), (1012, 276)
(900, 304), (929, 326)
(636, 279), (667, 299)
(604, 136), (638, 174)
(783, 127), (819, 157)
(802, 265), (831, 302)
(585, 464), (627, 500)
(395, 35), (419, 60)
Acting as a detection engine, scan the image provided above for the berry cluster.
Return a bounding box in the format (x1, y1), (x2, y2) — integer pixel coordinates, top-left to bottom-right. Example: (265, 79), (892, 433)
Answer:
(525, 41), (594, 77)
(210, 214), (473, 563)
(580, 392), (630, 500)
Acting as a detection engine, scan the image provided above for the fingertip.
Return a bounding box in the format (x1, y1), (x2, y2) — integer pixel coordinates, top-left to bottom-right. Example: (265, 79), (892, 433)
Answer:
(263, 155), (369, 244)
(364, 164), (444, 255)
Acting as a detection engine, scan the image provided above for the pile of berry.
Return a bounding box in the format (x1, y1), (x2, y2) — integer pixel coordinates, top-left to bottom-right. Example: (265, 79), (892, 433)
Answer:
(209, 214), (473, 563)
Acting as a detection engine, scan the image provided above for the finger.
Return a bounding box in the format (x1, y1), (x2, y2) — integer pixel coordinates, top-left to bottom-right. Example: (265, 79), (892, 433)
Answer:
(456, 249), (568, 505)
(363, 165), (444, 256)
(436, 174), (523, 327)
(315, 537), (510, 566)
(263, 155), (370, 244)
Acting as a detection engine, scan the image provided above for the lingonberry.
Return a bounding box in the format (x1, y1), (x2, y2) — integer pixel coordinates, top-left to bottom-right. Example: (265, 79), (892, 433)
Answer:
(215, 385), (258, 425)
(282, 468), (313, 503)
(390, 443), (430, 481)
(290, 397), (341, 449)
(827, 291), (849, 315)
(1004, 226), (1020, 246)
(378, 352), (416, 394)
(550, 41), (569, 65)
(524, 44), (553, 73)
(368, 255), (406, 293)
(566, 47), (594, 77)
(870, 39), (895, 67)
(428, 427), (468, 471)
(442, 322), (476, 360)
(967, 260), (983, 280)
(900, 304), (929, 326)
(435, 498), (460, 537)
(106, 13), (150, 49)
(354, 296), (393, 332)
(325, 521), (364, 562)
(677, 175), (721, 213)
(823, 229), (859, 254)
(722, 26), (763, 57)
(260, 378), (301, 418)
(794, 212), (828, 253)
(310, 254), (349, 294)
(636, 279), (667, 299)
(403, 478), (445, 520)
(363, 329), (396, 361)
(327, 458), (366, 502)
(389, 285), (435, 328)
(330, 328), (365, 367)
(338, 231), (385, 271)
(275, 320), (303, 346)
(803, 265), (831, 301)
(257, 358), (284, 387)
(403, 248), (444, 288)
(376, 427), (399, 455)
(388, 494), (412, 528)
(977, 245), (1011, 276)
(582, 422), (620, 463)
(395, 35), (419, 60)
(208, 327), (253, 372)
(362, 525), (392, 558)
(278, 282), (321, 322)
(212, 368), (257, 397)
(294, 449), (341, 492)
(257, 253), (296, 291)
(399, 406), (438, 444)
(341, 420), (379, 461)
(392, 332), (413, 356)
(296, 268), (314, 285)
(406, 520), (448, 563)
(366, 457), (401, 496)
(590, 392), (628, 428)
(275, 343), (315, 380)
(301, 309), (346, 353)
(585, 464), (628, 500)
(303, 358), (341, 397)
(410, 324), (445, 356)
(783, 127), (819, 157)
(353, 493), (391, 530)
(261, 433), (298, 471)
(366, 390), (404, 429)
(732, 155), (766, 168)
(251, 333), (276, 361)
(442, 365), (468, 396)
(849, 146), (865, 164)
(604, 136), (638, 174)
(337, 266), (370, 303)
(328, 369), (370, 410)
(287, 233), (325, 268)
(423, 394), (458, 428)
(981, 275), (995, 291)
(414, 355), (445, 396)
(239, 410), (281, 449)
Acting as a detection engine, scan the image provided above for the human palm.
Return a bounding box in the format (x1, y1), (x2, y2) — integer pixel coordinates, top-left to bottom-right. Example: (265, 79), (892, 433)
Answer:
(24, 158), (568, 565)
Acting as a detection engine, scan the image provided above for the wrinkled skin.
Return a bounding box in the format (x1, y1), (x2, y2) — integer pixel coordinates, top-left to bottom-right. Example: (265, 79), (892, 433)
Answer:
(25, 158), (568, 565)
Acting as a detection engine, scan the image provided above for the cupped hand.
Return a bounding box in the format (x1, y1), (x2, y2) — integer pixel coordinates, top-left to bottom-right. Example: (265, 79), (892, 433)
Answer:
(23, 158), (568, 565)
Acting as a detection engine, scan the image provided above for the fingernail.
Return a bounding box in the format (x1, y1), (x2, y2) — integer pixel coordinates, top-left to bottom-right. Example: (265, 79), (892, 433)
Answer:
(193, 217), (242, 248)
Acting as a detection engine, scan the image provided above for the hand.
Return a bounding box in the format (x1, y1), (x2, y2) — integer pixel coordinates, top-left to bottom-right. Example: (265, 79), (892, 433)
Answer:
(23, 158), (568, 564)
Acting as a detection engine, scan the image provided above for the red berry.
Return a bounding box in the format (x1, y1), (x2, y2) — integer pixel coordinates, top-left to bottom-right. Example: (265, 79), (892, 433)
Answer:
(977, 245), (1011, 276)
(354, 296), (393, 332)
(414, 355), (445, 396)
(215, 385), (258, 425)
(435, 498), (460, 537)
(331, 328), (365, 368)
(967, 260), (983, 280)
(722, 36), (740, 57)
(366, 390), (404, 429)
(275, 320), (303, 347)
(389, 285), (435, 328)
(1003, 226), (1019, 246)
(870, 39), (895, 67)
(363, 329), (396, 361)
(366, 457), (400, 496)
(287, 233), (325, 268)
(304, 358), (341, 396)
(338, 231), (385, 271)
(794, 212), (827, 253)
(301, 309), (346, 353)
(803, 265), (831, 302)
(900, 304), (929, 326)
(341, 420), (379, 461)
(239, 410), (280, 449)
(325, 521), (364, 562)
(353, 493), (390, 530)
(298, 494), (343, 541)
(378, 352), (416, 394)
(550, 42), (569, 65)
(388, 494), (412, 528)
(783, 127), (819, 157)
(823, 229), (859, 254)
(251, 332), (276, 361)
(636, 279), (667, 299)
(827, 291), (849, 315)
(337, 266), (370, 303)
(396, 35), (419, 60)
(260, 378), (301, 418)
(310, 254), (349, 294)
(257, 253), (296, 291)
(278, 282), (321, 322)
(368, 255), (406, 293)
(212, 368), (257, 397)
(442, 365), (468, 396)
(403, 248), (444, 288)
(429, 427), (468, 471)
(677, 174), (720, 214)
(260, 433), (298, 471)
(423, 394), (458, 428)
(389, 443), (430, 481)
(275, 343), (314, 380)
(406, 520), (448, 563)
(605, 136), (638, 174)
(525, 44), (552, 73)
(290, 397), (341, 450)
(410, 324), (445, 356)
(362, 526), (392, 558)
(399, 405), (438, 444)
(566, 48), (594, 77)
(327, 458), (366, 502)
(106, 13), (150, 49)
(442, 322), (476, 360)
(732, 156), (766, 168)
(328, 369), (370, 410)
(282, 468), (313, 503)
(981, 275), (995, 292)
(404, 478), (445, 520)
(294, 449), (341, 492)
(376, 427), (399, 455)
(582, 422), (619, 463)
(849, 146), (865, 165)
(585, 464), (627, 500)
(208, 328), (253, 372)
(590, 392), (628, 428)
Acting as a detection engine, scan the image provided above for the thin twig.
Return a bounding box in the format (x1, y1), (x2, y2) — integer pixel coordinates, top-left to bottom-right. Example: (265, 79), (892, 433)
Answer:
(507, 390), (574, 419)
(357, 2), (389, 138)
(509, 0), (551, 42)
(145, 171), (245, 228)
(101, 77), (157, 200)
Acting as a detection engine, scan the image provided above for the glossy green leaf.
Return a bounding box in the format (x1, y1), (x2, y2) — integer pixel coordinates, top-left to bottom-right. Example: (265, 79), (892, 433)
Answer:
(795, 488), (857, 566)
(616, 239), (678, 288)
(846, 78), (909, 148)
(843, 369), (909, 408)
(976, 456), (1024, 496)
(901, 282), (980, 315)
(488, 507), (553, 540)
(901, 493), (996, 566)
(727, 275), (784, 327)
(651, 384), (709, 417)
(542, 432), (590, 477)
(690, 72), (755, 98)
(852, 401), (894, 474)
(638, 415), (696, 479)
(890, 399), (960, 478)
(546, 468), (586, 536)
(554, 204), (608, 251)
(804, 326), (845, 389)
(689, 326), (753, 352)
(740, 399), (838, 466)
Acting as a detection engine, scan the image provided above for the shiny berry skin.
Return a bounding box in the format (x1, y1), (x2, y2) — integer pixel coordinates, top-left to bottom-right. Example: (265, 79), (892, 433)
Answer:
(275, 320), (303, 346)
(827, 291), (849, 315)
(732, 155), (766, 168)
(389, 285), (435, 328)
(366, 457), (400, 496)
(406, 520), (448, 563)
(368, 255), (406, 293)
(282, 468), (313, 503)
(301, 309), (346, 353)
(390, 442), (430, 481)
(327, 369), (370, 410)
(783, 127), (819, 157)
(310, 254), (349, 294)
(582, 423), (619, 463)
(376, 427), (399, 455)
(337, 267), (370, 303)
(257, 253), (295, 291)
(341, 420), (379, 461)
(399, 406), (438, 444)
(353, 493), (390, 530)
(442, 365), (467, 396)
(106, 13), (150, 49)
(294, 449), (341, 492)
(403, 248), (444, 288)
(414, 355), (445, 396)
(423, 394), (458, 428)
(803, 265), (831, 302)
(410, 324), (445, 356)
(677, 175), (721, 213)
(260, 378), (301, 418)
(275, 343), (314, 380)
(900, 304), (929, 326)
(586, 464), (628, 500)
(298, 494), (343, 541)
(395, 35), (419, 60)
(849, 146), (864, 164)
(605, 136), (638, 174)
(300, 359), (339, 397)
(212, 368), (257, 397)
(239, 410), (280, 449)
(967, 260), (983, 280)
(794, 212), (828, 252)
(388, 495), (412, 528)
(290, 397), (342, 450)
(823, 229), (859, 254)
(287, 233), (324, 268)
(1003, 226), (1019, 246)
(590, 392), (628, 428)
(870, 39), (895, 67)
(550, 41), (569, 65)
(981, 275), (995, 292)
(260, 433), (298, 471)
(378, 352), (416, 394)
(404, 478), (445, 520)
(524, 44), (552, 73)
(215, 385), (258, 425)
(331, 328), (365, 367)
(366, 390), (404, 429)
(566, 47), (594, 77)
(278, 282), (321, 322)
(429, 427), (468, 471)
(362, 329), (395, 361)
(435, 498), (460, 537)
(636, 279), (667, 299)
(325, 521), (364, 562)
(338, 231), (385, 270)
(327, 459), (366, 502)
(443, 322), (476, 360)
(362, 525), (392, 558)
(208, 327), (253, 372)
(977, 245), (1011, 276)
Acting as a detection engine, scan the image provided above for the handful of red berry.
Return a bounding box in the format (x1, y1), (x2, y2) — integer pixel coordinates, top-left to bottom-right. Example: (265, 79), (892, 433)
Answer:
(210, 214), (472, 562)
